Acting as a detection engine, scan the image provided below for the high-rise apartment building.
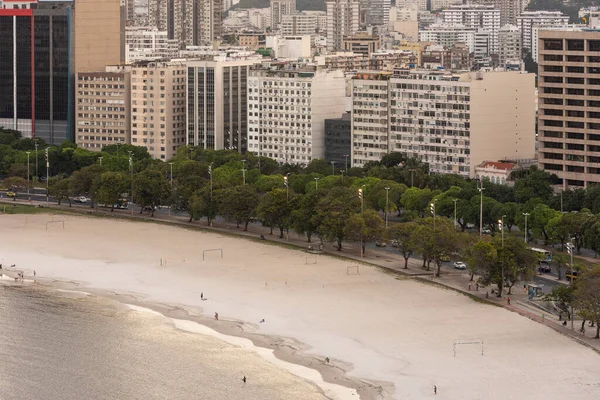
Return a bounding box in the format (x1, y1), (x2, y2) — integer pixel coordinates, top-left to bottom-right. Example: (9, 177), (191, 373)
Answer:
(360, 0), (391, 27)
(441, 4), (500, 54)
(351, 69), (536, 177)
(130, 60), (187, 160)
(187, 58), (260, 152)
(498, 24), (521, 67)
(280, 12), (317, 36)
(419, 24), (477, 52)
(126, 26), (179, 62)
(537, 29), (600, 188)
(75, 67), (131, 150)
(270, 0), (296, 30)
(0, 0), (120, 144)
(326, 0), (360, 52)
(147, 0), (222, 47)
(516, 10), (569, 50)
(247, 63), (346, 164)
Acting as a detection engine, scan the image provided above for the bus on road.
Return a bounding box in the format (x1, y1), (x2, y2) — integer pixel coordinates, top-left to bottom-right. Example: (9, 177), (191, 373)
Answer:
(530, 247), (552, 262)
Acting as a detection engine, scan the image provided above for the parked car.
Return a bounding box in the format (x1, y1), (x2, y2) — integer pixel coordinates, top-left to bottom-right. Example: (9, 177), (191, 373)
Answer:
(6, 191), (16, 197)
(453, 261), (467, 270)
(391, 240), (399, 247)
(375, 241), (387, 247)
(537, 261), (551, 273)
(440, 254), (451, 262)
(566, 270), (579, 281)
(482, 228), (492, 235)
(74, 196), (89, 203)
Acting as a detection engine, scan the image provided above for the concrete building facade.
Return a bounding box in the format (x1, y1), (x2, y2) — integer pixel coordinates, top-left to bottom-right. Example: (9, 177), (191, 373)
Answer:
(342, 33), (381, 56)
(130, 60), (187, 160)
(324, 112), (352, 165)
(270, 0), (296, 30)
(516, 10), (569, 50)
(125, 26), (179, 62)
(187, 58), (260, 152)
(75, 68), (131, 150)
(326, 0), (360, 52)
(441, 4), (500, 54)
(498, 24), (521, 67)
(280, 12), (317, 36)
(247, 63), (347, 164)
(537, 29), (600, 188)
(419, 24), (476, 52)
(349, 69), (536, 177)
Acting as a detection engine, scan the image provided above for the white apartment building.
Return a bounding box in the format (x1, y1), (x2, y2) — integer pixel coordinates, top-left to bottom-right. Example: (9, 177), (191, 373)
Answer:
(395, 0), (426, 11)
(270, 0), (296, 30)
(419, 24), (476, 52)
(351, 72), (392, 165)
(76, 67), (131, 151)
(125, 27), (179, 63)
(249, 8), (271, 30)
(304, 10), (327, 32)
(361, 0), (391, 27)
(247, 63), (346, 164)
(350, 69), (536, 177)
(130, 60), (187, 160)
(326, 0), (360, 52)
(186, 58), (260, 152)
(281, 12), (317, 36)
(516, 10), (569, 50)
(474, 29), (492, 64)
(441, 4), (500, 54)
(498, 24), (521, 66)
(430, 0), (462, 11)
(266, 35), (312, 59)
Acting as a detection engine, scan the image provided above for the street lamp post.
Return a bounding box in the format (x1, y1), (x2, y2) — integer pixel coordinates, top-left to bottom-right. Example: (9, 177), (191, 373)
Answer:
(314, 177), (319, 191)
(168, 162), (174, 216)
(567, 238), (575, 330)
(343, 154), (349, 172)
(523, 212), (530, 243)
(283, 174), (289, 202)
(128, 151), (133, 215)
(409, 168), (416, 187)
(340, 169), (345, 183)
(98, 156), (103, 166)
(45, 148), (49, 205)
(331, 161), (335, 176)
(35, 140), (38, 181)
(384, 187), (390, 228)
(477, 179), (485, 239)
(208, 163), (213, 198)
(241, 160), (247, 185)
(499, 215), (506, 247)
(430, 199), (437, 277)
(453, 199), (458, 230)
(26, 151), (30, 198)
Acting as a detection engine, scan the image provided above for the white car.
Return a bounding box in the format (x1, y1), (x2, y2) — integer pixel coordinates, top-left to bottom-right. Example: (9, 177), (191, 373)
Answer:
(453, 261), (467, 270)
(75, 196), (89, 203)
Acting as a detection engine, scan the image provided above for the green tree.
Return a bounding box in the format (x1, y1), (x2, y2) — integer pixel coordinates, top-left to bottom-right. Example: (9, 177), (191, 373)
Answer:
(573, 267), (600, 338)
(400, 187), (436, 217)
(48, 176), (72, 206)
(553, 253), (569, 281)
(344, 209), (384, 256)
(92, 171), (127, 212)
(291, 192), (323, 242)
(7, 163), (28, 179)
(543, 285), (574, 321)
(387, 221), (418, 269)
(256, 188), (291, 238)
(216, 185), (260, 231)
(501, 237), (537, 295)
(314, 187), (360, 250)
(133, 169), (172, 217)
(71, 164), (105, 207)
(465, 240), (498, 282)
(513, 166), (554, 203)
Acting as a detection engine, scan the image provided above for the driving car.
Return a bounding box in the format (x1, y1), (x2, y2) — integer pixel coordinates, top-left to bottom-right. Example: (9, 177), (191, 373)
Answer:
(6, 191), (16, 197)
(453, 261), (467, 270)
(482, 228), (492, 235)
(375, 241), (387, 247)
(537, 262), (551, 273)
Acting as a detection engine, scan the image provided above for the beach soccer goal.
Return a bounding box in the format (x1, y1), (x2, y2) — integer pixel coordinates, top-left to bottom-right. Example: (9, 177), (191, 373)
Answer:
(45, 221), (65, 231)
(346, 265), (360, 275)
(160, 257), (186, 266)
(203, 248), (223, 260)
(305, 254), (318, 265)
(453, 339), (484, 356)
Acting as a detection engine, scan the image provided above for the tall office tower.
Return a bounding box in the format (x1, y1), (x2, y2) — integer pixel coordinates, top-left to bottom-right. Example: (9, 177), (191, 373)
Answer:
(516, 10), (569, 50)
(75, 67), (131, 151)
(441, 4), (500, 54)
(326, 0), (360, 52)
(147, 0), (221, 47)
(186, 59), (260, 152)
(498, 24), (521, 66)
(130, 60), (187, 160)
(270, 0), (296, 30)
(280, 12), (317, 36)
(350, 69), (536, 176)
(360, 0), (391, 27)
(247, 63), (346, 164)
(124, 0), (135, 20)
(538, 29), (600, 189)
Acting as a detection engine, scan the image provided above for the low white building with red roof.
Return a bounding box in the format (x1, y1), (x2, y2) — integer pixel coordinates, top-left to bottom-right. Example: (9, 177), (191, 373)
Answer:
(475, 161), (521, 185)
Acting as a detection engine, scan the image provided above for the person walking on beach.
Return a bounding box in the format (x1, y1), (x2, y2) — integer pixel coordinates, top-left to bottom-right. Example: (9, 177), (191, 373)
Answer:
(214, 312), (219, 321)
(33, 270), (36, 277)
(507, 297), (511, 305)
(201, 292), (203, 300)
(434, 385), (437, 395)
(242, 376), (246, 383)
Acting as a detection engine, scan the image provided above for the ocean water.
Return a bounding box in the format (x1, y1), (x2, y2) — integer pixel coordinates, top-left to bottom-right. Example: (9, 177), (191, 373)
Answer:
(0, 284), (328, 400)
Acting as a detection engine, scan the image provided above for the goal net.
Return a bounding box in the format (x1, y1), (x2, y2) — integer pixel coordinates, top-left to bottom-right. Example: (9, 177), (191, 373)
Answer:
(453, 339), (484, 356)
(346, 265), (360, 275)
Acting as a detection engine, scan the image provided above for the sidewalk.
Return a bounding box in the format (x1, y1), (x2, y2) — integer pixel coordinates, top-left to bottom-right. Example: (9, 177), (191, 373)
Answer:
(3, 199), (600, 354)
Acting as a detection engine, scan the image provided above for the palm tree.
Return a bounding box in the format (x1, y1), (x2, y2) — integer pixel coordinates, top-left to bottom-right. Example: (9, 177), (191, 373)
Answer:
(553, 253), (569, 281)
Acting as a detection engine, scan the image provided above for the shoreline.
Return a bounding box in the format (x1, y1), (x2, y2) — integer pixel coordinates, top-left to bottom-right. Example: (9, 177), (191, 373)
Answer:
(1, 214), (599, 399)
(0, 277), (380, 400)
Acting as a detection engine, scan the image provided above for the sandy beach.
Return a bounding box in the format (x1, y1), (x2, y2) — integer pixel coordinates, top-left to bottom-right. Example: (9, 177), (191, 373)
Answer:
(1, 213), (599, 399)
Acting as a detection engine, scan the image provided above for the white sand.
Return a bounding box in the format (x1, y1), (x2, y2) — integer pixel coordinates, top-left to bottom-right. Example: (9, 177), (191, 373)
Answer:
(1, 214), (599, 399)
